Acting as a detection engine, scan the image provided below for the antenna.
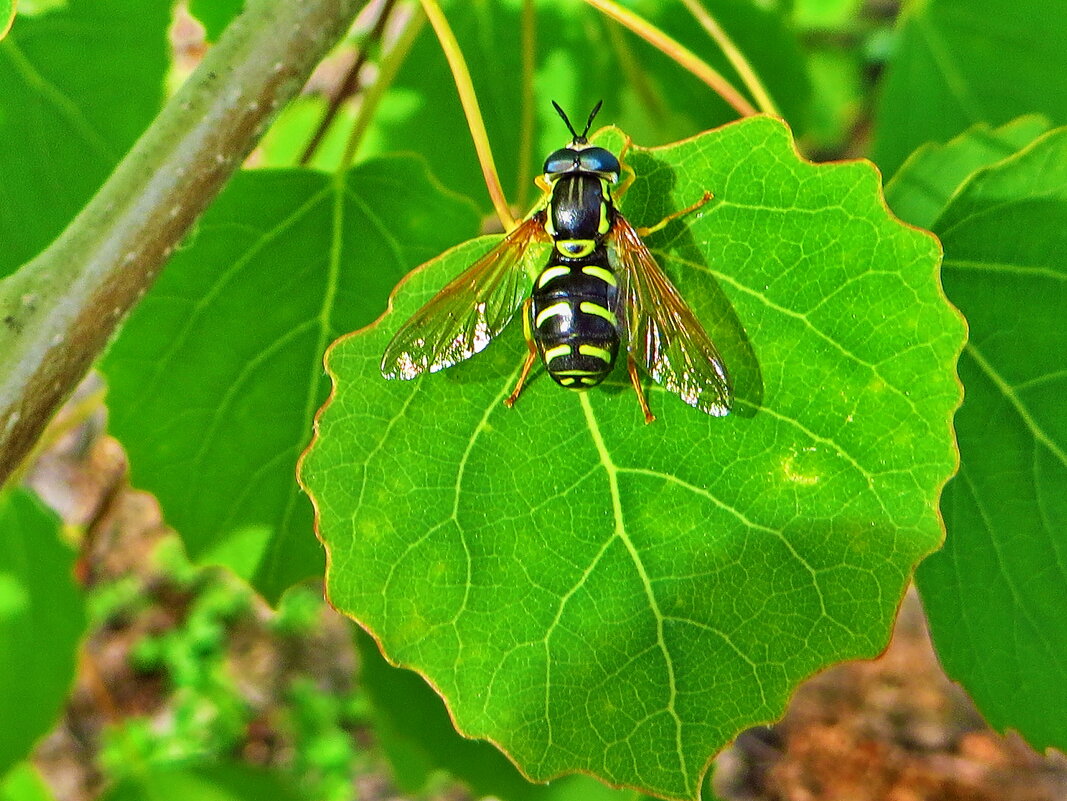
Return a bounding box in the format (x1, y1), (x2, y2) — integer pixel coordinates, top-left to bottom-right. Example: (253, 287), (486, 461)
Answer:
(551, 101), (578, 140)
(581, 100), (603, 140)
(551, 100), (604, 143)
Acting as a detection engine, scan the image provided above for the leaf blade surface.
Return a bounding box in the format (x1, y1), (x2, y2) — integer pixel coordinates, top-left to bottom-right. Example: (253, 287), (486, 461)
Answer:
(0, 0), (169, 276)
(103, 160), (481, 601)
(898, 127), (1067, 751)
(874, 0), (1067, 176)
(302, 116), (964, 799)
(0, 489), (86, 776)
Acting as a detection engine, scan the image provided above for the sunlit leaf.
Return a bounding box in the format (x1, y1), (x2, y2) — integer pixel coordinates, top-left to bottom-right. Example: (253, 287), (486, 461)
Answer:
(301, 116), (964, 800)
(356, 628), (650, 801)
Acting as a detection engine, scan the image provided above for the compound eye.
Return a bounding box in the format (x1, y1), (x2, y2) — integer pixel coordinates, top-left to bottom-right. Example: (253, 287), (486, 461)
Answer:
(578, 147), (621, 178)
(543, 148), (578, 177)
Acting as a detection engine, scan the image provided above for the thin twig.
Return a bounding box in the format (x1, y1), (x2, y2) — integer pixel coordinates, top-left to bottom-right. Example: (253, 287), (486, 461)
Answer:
(418, 0), (516, 230)
(582, 0), (757, 118)
(300, 0), (401, 166)
(679, 0), (780, 116)
(338, 5), (425, 170)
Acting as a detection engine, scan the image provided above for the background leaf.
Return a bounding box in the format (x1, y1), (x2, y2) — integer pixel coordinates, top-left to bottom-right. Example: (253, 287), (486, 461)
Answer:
(0, 0), (14, 41)
(1, 763), (55, 801)
(889, 126), (1067, 752)
(884, 116), (1051, 230)
(792, 0), (861, 31)
(102, 161), (481, 602)
(188, 0), (244, 42)
(873, 0), (1067, 176)
(0, 0), (169, 276)
(0, 489), (86, 776)
(301, 116), (964, 800)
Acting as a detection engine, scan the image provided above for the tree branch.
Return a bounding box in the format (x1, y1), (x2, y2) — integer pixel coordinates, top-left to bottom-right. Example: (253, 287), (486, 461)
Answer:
(0, 0), (365, 485)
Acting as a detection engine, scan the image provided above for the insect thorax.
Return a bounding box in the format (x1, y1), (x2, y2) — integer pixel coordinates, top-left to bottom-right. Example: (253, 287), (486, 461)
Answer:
(545, 174), (613, 260)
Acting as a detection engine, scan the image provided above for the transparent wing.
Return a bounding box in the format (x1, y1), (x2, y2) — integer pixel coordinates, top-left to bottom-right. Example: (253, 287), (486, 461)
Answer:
(608, 213), (732, 416)
(381, 213), (549, 379)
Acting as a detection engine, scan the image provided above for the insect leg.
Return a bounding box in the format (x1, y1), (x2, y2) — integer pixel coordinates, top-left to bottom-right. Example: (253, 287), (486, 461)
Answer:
(627, 353), (655, 424)
(504, 298), (538, 409)
(636, 191), (714, 236)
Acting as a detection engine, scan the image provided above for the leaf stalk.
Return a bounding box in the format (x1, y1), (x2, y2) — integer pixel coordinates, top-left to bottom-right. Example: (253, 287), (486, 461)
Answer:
(581, 0), (757, 118)
(679, 0), (780, 117)
(339, 2), (426, 170)
(417, 0), (516, 230)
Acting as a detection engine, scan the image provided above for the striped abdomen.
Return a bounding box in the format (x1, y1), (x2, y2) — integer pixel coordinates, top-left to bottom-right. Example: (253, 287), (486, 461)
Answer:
(529, 248), (621, 389)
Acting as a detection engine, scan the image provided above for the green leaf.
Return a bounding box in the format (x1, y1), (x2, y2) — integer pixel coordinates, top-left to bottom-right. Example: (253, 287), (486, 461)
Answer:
(0, 0), (169, 276)
(904, 128), (1067, 752)
(0, 489), (86, 775)
(11, 0), (66, 16)
(885, 116), (1052, 230)
(100, 764), (302, 801)
(188, 0), (244, 42)
(357, 628), (646, 801)
(1, 763), (55, 801)
(873, 0), (1067, 176)
(300, 116), (964, 800)
(102, 161), (481, 602)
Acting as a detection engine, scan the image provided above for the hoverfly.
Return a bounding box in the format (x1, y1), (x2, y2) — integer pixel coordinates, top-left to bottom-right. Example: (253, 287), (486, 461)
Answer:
(381, 102), (731, 422)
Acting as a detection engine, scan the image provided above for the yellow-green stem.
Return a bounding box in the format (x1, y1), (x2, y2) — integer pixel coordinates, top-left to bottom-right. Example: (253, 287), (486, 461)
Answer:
(679, 0), (780, 116)
(418, 0), (516, 229)
(339, 4), (425, 171)
(516, 0), (536, 209)
(1, 0), (14, 40)
(582, 0), (756, 117)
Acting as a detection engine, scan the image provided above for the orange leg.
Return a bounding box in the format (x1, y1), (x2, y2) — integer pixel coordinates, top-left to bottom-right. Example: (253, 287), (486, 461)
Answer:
(504, 299), (537, 409)
(627, 354), (655, 424)
(636, 191), (714, 237)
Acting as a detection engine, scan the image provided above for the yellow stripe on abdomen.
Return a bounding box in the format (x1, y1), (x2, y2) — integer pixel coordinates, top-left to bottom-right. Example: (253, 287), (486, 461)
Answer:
(581, 264), (617, 286)
(578, 344), (613, 363)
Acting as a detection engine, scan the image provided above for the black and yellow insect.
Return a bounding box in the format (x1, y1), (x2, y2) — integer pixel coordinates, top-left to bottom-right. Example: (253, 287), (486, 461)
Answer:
(381, 102), (731, 422)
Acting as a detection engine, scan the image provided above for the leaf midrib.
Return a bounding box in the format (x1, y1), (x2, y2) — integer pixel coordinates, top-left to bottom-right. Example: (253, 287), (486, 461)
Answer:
(965, 342), (1067, 470)
(578, 392), (688, 787)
